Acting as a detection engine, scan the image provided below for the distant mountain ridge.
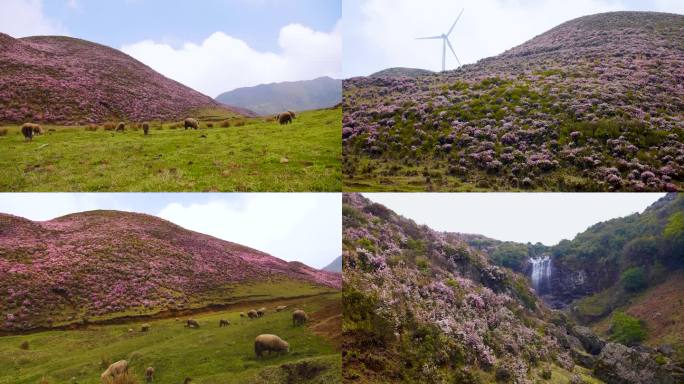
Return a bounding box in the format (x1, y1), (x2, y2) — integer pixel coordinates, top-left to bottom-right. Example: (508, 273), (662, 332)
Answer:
(216, 76), (342, 116)
(322, 256), (342, 273)
(0, 210), (341, 331)
(0, 33), (241, 124)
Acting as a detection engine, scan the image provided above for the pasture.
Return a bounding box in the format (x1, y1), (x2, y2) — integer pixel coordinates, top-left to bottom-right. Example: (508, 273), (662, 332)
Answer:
(0, 108), (341, 192)
(0, 292), (341, 384)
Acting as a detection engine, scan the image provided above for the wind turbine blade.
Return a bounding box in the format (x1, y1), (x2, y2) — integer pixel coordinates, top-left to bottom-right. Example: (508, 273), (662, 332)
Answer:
(447, 8), (464, 36)
(446, 38), (461, 66)
(416, 35), (443, 40)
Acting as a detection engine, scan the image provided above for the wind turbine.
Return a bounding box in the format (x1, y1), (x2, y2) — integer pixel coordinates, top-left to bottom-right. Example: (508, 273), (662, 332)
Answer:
(416, 8), (464, 72)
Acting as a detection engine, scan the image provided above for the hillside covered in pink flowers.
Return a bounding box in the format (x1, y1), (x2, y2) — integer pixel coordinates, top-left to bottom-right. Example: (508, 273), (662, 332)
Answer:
(342, 193), (678, 383)
(0, 210), (340, 331)
(0, 34), (229, 124)
(343, 12), (684, 191)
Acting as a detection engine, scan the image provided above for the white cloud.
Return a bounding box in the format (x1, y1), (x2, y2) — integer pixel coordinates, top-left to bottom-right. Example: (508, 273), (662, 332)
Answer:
(365, 193), (665, 246)
(157, 194), (341, 269)
(121, 21), (342, 98)
(343, 0), (654, 76)
(0, 0), (66, 37)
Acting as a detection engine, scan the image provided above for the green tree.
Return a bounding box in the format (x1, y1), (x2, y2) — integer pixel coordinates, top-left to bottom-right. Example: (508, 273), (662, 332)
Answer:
(611, 312), (646, 345)
(621, 267), (646, 292)
(490, 242), (529, 271)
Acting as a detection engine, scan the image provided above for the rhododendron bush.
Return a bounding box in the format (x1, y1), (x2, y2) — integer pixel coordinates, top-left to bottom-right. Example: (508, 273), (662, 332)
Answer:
(0, 211), (340, 331)
(343, 12), (684, 191)
(342, 193), (586, 383)
(0, 34), (222, 124)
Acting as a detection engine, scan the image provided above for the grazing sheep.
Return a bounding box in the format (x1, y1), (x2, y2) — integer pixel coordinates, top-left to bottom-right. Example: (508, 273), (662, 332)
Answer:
(145, 367), (154, 383)
(185, 319), (200, 328)
(278, 113), (292, 125)
(292, 309), (308, 327)
(275, 305), (287, 312)
(103, 122), (116, 131)
(287, 110), (296, 119)
(184, 118), (199, 130)
(247, 310), (258, 319)
(101, 360), (128, 381)
(206, 122), (213, 128)
(142, 122), (150, 135)
(219, 319), (230, 327)
(239, 312), (246, 318)
(141, 323), (150, 332)
(128, 328), (133, 333)
(32, 125), (44, 135)
(254, 334), (289, 358)
(257, 307), (267, 317)
(116, 122), (125, 132)
(21, 123), (35, 141)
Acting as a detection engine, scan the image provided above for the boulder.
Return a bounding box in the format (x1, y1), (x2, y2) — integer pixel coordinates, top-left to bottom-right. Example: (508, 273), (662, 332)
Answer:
(571, 326), (605, 355)
(594, 342), (674, 384)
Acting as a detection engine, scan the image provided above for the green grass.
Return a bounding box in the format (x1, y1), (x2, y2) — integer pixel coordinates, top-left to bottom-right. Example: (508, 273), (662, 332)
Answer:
(0, 293), (340, 384)
(0, 108), (341, 191)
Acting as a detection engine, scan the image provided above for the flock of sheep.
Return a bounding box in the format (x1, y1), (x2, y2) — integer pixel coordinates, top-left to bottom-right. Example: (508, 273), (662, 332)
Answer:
(99, 306), (309, 383)
(18, 111), (298, 142)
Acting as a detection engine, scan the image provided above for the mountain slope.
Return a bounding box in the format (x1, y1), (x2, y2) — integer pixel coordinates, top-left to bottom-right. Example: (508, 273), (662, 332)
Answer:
(0, 34), (228, 124)
(0, 210), (340, 331)
(343, 12), (684, 191)
(323, 256), (342, 273)
(216, 76), (342, 116)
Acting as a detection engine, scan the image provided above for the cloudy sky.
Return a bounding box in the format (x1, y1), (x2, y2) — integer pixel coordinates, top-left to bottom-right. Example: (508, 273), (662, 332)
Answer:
(343, 0), (684, 77)
(364, 193), (666, 246)
(0, 193), (341, 269)
(0, 0), (341, 97)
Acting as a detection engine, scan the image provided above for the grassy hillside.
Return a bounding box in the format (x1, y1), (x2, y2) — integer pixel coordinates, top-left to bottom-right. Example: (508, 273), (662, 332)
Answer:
(0, 108), (341, 192)
(0, 292), (341, 384)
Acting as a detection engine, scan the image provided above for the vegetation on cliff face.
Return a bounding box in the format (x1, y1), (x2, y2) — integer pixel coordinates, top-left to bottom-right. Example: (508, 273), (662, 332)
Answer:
(343, 12), (684, 191)
(342, 193), (613, 383)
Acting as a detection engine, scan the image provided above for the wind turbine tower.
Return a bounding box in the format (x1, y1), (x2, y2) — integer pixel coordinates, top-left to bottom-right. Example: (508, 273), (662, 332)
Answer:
(416, 8), (464, 72)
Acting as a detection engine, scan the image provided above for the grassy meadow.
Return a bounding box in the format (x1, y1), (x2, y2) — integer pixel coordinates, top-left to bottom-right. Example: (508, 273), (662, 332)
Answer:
(0, 292), (341, 384)
(0, 108), (341, 192)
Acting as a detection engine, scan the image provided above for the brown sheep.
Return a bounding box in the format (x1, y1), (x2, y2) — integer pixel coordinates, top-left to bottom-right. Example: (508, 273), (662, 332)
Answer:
(278, 113), (292, 125)
(257, 307), (266, 317)
(145, 367), (154, 383)
(275, 305), (287, 312)
(219, 319), (230, 327)
(101, 360), (128, 381)
(185, 319), (200, 328)
(287, 110), (296, 119)
(103, 122), (116, 131)
(293, 309), (308, 327)
(116, 122), (125, 132)
(239, 312), (246, 318)
(142, 122), (150, 135)
(141, 323), (150, 332)
(247, 309), (258, 319)
(21, 123), (36, 141)
(184, 118), (199, 130)
(31, 124), (44, 135)
(254, 334), (289, 358)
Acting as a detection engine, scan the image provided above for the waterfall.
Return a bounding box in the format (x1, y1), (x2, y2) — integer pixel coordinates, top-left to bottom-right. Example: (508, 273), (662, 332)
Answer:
(530, 255), (551, 293)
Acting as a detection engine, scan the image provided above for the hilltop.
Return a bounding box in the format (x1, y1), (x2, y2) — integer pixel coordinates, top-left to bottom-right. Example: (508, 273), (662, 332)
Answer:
(343, 12), (684, 191)
(342, 193), (680, 383)
(216, 76), (342, 116)
(0, 210), (340, 331)
(368, 67), (433, 78)
(323, 256), (342, 273)
(0, 34), (235, 124)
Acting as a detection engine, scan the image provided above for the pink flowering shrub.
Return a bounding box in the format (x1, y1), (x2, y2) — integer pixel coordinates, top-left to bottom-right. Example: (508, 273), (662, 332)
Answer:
(343, 193), (588, 382)
(0, 210), (340, 331)
(343, 12), (684, 191)
(0, 34), (229, 124)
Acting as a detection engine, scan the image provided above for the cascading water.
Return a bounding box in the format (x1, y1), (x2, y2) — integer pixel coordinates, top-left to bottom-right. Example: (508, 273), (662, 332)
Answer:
(530, 255), (551, 294)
